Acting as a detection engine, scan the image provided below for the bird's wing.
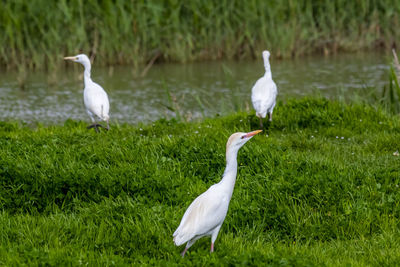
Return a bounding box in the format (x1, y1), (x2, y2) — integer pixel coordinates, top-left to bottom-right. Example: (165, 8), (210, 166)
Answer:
(251, 78), (266, 112)
(251, 78), (277, 116)
(84, 83), (110, 120)
(173, 185), (229, 246)
(264, 82), (277, 112)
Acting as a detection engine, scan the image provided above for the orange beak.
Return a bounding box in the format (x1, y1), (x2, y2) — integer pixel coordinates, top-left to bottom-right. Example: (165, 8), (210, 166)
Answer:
(244, 130), (262, 138)
(64, 56), (77, 61)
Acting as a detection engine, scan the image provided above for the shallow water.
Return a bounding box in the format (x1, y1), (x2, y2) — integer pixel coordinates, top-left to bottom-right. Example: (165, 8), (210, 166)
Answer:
(0, 52), (391, 124)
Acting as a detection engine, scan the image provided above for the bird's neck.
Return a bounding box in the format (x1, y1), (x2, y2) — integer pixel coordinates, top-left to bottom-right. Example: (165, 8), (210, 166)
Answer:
(263, 57), (272, 79)
(219, 148), (239, 197)
(264, 65), (272, 79)
(264, 71), (272, 80)
(83, 67), (92, 87)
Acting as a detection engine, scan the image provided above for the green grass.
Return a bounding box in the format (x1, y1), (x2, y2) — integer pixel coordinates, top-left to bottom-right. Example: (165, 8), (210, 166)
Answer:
(1, 0), (399, 71)
(1, 97), (400, 265)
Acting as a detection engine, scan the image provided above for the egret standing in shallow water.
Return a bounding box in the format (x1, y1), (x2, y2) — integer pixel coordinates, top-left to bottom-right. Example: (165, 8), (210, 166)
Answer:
(251, 50), (278, 129)
(64, 54), (110, 132)
(173, 130), (262, 257)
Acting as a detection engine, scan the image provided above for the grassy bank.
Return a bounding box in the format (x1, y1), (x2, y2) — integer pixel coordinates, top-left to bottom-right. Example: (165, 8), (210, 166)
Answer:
(0, 98), (399, 265)
(1, 0), (399, 71)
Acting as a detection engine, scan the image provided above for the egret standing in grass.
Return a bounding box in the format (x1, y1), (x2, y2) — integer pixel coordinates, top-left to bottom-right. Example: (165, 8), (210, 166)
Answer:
(251, 50), (278, 129)
(64, 54), (110, 132)
(173, 130), (262, 257)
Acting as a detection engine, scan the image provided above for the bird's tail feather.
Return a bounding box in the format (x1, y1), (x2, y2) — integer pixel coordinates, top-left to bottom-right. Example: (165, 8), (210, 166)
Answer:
(173, 229), (189, 246)
(173, 235), (186, 246)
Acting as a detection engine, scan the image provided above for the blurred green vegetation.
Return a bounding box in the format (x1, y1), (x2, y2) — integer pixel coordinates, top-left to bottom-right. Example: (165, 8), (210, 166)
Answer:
(0, 0), (399, 71)
(0, 98), (399, 265)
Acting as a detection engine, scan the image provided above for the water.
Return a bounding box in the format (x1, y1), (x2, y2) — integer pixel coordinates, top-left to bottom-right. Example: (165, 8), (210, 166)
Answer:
(0, 52), (391, 124)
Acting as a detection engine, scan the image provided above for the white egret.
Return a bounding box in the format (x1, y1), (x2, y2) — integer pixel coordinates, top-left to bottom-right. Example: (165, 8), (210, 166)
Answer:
(64, 54), (110, 132)
(173, 130), (262, 257)
(251, 50), (278, 128)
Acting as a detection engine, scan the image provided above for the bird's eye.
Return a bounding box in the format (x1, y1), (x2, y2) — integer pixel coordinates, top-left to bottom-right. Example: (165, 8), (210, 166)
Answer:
(241, 135), (245, 139)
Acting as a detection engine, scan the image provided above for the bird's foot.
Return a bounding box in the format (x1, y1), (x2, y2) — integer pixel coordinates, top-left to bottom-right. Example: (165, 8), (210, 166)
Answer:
(98, 124), (109, 131)
(87, 123), (102, 133)
(87, 123), (109, 132)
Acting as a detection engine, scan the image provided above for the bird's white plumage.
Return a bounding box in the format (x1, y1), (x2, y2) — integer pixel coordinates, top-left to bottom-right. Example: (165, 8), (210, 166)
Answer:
(173, 183), (229, 246)
(83, 81), (110, 122)
(64, 54), (110, 127)
(173, 130), (261, 256)
(251, 50), (278, 120)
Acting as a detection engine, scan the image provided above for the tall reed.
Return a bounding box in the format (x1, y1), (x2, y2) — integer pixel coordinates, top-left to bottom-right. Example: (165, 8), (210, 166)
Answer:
(1, 0), (399, 71)
(374, 50), (400, 113)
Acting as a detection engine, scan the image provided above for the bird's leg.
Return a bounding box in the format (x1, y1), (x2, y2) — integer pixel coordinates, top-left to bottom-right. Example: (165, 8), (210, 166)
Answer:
(87, 115), (98, 131)
(268, 112), (273, 122)
(180, 238), (196, 257)
(180, 247), (188, 257)
(259, 117), (264, 129)
(210, 242), (214, 253)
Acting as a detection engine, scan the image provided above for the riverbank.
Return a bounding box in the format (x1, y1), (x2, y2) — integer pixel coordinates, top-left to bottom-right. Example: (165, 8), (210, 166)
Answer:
(0, 97), (399, 265)
(0, 52), (394, 124)
(1, 0), (399, 71)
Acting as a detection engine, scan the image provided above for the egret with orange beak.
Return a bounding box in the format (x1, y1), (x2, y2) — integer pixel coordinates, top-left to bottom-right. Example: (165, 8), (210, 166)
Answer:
(173, 130), (262, 257)
(64, 54), (110, 132)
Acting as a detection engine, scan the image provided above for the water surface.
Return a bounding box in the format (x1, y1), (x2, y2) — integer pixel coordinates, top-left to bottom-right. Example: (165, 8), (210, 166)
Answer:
(0, 52), (391, 124)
